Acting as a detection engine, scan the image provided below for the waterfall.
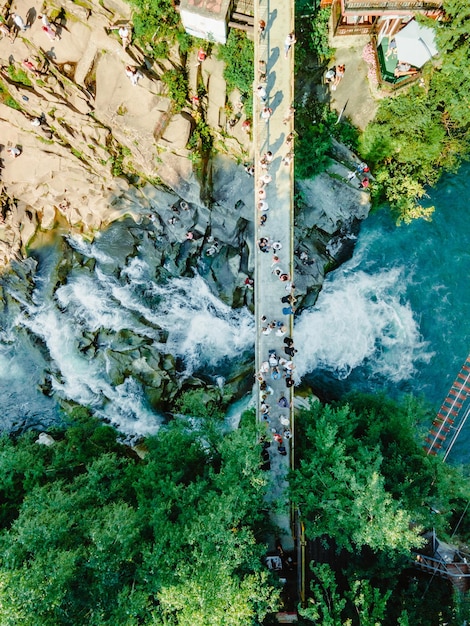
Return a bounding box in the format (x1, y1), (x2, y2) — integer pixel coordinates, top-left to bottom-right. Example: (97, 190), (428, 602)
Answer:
(0, 232), (254, 435)
(295, 261), (433, 383)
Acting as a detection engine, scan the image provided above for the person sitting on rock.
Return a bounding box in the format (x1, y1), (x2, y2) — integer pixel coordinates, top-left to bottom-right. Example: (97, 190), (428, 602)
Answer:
(7, 146), (21, 158)
(0, 22), (13, 41)
(196, 48), (206, 66)
(41, 16), (58, 41)
(22, 58), (41, 76)
(125, 65), (143, 86)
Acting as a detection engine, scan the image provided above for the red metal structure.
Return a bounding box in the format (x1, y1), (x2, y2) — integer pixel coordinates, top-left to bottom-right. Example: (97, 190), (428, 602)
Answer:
(424, 355), (470, 459)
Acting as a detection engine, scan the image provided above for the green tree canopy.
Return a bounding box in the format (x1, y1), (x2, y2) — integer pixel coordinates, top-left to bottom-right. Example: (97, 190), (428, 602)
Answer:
(292, 395), (470, 625)
(290, 395), (470, 553)
(216, 30), (254, 98)
(0, 411), (279, 625)
(360, 0), (470, 223)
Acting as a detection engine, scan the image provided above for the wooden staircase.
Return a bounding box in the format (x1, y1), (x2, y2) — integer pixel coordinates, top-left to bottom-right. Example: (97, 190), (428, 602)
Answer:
(424, 355), (470, 459)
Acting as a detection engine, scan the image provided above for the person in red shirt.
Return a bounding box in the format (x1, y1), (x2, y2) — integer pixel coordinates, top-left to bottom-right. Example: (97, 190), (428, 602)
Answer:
(196, 48), (206, 65)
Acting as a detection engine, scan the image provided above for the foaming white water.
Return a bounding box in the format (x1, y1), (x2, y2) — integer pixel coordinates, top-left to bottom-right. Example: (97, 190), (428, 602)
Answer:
(99, 269), (255, 373)
(295, 267), (433, 382)
(22, 306), (111, 406)
(150, 275), (255, 372)
(67, 235), (115, 265)
(56, 271), (155, 337)
(16, 245), (254, 434)
(120, 257), (151, 283)
(20, 304), (162, 435)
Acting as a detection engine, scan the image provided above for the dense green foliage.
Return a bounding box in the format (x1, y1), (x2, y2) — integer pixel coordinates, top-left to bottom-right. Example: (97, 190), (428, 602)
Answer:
(174, 387), (226, 419)
(161, 68), (189, 113)
(294, 101), (358, 180)
(295, 3), (334, 72)
(294, 108), (332, 179)
(306, 8), (334, 63)
(293, 4), (358, 181)
(291, 395), (470, 625)
(2, 394), (470, 624)
(292, 394), (470, 550)
(216, 30), (254, 103)
(126, 0), (183, 57)
(300, 563), (393, 626)
(360, 0), (470, 223)
(0, 409), (279, 624)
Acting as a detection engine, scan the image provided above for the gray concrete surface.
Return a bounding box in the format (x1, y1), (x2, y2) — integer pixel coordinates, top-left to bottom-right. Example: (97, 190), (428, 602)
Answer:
(254, 0), (295, 552)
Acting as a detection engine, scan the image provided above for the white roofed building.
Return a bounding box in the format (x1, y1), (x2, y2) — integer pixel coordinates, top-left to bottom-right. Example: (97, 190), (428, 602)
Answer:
(179, 0), (234, 43)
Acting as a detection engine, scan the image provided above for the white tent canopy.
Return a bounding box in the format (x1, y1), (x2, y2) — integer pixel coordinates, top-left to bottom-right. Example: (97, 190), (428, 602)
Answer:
(394, 20), (439, 68)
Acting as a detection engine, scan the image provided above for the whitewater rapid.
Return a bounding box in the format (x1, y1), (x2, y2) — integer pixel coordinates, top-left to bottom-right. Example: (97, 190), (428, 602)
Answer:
(5, 189), (462, 437)
(0, 234), (255, 435)
(295, 264), (432, 383)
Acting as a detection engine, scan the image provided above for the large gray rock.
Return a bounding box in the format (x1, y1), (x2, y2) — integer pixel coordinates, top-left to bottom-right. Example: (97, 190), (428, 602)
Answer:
(297, 170), (370, 235)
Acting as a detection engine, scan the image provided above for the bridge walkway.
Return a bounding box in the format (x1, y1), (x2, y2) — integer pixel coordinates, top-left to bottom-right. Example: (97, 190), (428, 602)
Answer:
(253, 0), (296, 552)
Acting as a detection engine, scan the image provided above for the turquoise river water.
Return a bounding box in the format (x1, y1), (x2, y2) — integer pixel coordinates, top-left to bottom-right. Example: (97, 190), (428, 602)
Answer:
(0, 163), (469, 462)
(296, 162), (470, 464)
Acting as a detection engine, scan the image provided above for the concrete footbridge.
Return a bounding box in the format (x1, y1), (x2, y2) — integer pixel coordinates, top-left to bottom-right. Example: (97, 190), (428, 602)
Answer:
(253, 0), (296, 557)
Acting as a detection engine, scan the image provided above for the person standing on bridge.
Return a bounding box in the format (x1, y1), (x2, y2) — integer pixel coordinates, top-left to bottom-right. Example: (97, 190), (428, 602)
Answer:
(256, 85), (267, 103)
(278, 395), (289, 408)
(258, 238), (270, 252)
(261, 107), (272, 123)
(283, 105), (295, 124)
(284, 32), (296, 58)
(282, 152), (294, 167)
(258, 60), (267, 82)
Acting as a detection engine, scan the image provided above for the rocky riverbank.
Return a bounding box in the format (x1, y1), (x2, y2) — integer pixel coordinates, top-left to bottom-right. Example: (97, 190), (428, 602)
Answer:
(0, 0), (371, 431)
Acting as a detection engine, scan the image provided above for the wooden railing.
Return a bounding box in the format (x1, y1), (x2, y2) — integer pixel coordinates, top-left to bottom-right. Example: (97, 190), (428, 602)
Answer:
(343, 0), (442, 10)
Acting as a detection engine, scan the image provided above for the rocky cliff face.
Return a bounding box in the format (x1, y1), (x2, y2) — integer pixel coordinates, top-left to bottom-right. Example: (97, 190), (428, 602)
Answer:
(0, 0), (207, 264)
(0, 0), (372, 430)
(0, 0), (370, 307)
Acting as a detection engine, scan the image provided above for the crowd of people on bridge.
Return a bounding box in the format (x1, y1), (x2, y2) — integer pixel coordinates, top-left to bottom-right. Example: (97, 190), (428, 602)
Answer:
(254, 20), (298, 461)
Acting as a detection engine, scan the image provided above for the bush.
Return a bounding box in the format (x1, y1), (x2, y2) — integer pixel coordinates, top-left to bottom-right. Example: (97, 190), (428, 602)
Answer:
(126, 0), (182, 57)
(217, 30), (254, 97)
(162, 68), (188, 113)
(294, 100), (334, 179)
(174, 388), (225, 420)
(187, 118), (213, 157)
(7, 65), (32, 87)
(308, 8), (334, 62)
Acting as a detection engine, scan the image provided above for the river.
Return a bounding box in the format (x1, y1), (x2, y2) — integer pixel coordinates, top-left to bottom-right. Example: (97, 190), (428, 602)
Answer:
(1, 164), (469, 458)
(0, 218), (254, 436)
(296, 162), (470, 464)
